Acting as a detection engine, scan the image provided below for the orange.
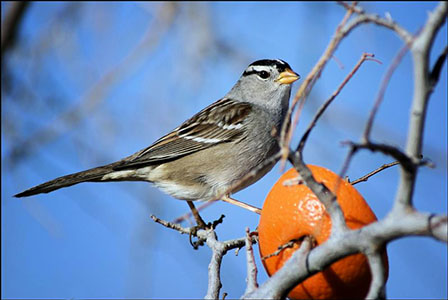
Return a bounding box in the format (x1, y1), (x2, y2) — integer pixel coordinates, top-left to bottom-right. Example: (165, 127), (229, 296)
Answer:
(258, 165), (388, 299)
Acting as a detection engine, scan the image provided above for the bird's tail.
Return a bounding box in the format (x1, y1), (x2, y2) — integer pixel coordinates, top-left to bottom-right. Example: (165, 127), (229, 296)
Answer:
(14, 163), (120, 197)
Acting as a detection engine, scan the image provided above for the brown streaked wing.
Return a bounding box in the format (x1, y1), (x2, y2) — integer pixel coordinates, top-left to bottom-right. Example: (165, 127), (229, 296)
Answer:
(113, 98), (252, 170)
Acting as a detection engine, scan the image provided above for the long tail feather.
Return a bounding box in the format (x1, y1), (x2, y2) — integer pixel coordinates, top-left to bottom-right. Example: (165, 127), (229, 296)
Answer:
(14, 164), (117, 197)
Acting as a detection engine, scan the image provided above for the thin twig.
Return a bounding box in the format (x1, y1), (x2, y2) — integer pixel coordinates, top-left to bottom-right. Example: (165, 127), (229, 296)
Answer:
(285, 54), (381, 241)
(297, 53), (381, 153)
(339, 2), (413, 44)
(342, 141), (415, 172)
(280, 1), (358, 160)
(244, 3), (447, 298)
(350, 161), (400, 185)
(261, 238), (304, 260)
(244, 236), (313, 299)
(243, 228), (259, 296)
(150, 214), (192, 235)
(363, 43), (412, 142)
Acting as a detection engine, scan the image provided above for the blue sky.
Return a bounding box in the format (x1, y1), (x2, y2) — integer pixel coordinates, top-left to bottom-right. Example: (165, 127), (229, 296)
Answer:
(2, 2), (447, 299)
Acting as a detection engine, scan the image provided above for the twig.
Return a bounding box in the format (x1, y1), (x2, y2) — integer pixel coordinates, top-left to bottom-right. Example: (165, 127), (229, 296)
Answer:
(297, 53), (380, 153)
(340, 2), (413, 45)
(280, 1), (414, 161)
(285, 55), (381, 240)
(288, 150), (349, 235)
(287, 53), (378, 230)
(365, 252), (387, 299)
(261, 238), (304, 260)
(245, 3), (447, 299)
(150, 214), (192, 235)
(338, 30), (418, 203)
(363, 43), (412, 142)
(350, 161), (400, 185)
(151, 214), (257, 299)
(342, 141), (415, 172)
(243, 236), (313, 299)
(280, 1), (358, 159)
(243, 228), (259, 296)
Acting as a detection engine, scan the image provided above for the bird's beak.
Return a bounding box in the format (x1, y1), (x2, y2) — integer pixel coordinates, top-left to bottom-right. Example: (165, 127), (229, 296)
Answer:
(276, 68), (300, 85)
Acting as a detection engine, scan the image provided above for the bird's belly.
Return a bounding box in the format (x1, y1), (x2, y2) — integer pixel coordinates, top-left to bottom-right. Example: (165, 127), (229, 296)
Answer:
(152, 180), (213, 201)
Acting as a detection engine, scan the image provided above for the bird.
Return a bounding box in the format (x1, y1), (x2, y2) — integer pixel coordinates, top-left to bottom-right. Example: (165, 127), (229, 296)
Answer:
(14, 59), (300, 214)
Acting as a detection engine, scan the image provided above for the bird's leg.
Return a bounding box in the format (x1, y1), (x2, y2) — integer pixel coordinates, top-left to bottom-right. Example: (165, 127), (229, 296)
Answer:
(187, 201), (207, 228)
(221, 195), (261, 214)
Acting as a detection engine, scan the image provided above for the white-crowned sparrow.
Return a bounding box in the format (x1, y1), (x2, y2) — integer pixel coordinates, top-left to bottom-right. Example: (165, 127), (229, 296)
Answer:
(15, 59), (300, 211)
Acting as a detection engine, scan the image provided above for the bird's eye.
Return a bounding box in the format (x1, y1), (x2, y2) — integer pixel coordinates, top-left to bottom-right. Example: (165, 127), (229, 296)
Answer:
(258, 71), (270, 79)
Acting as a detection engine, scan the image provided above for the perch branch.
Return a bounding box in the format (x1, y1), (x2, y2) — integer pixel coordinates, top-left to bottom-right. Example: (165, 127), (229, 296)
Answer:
(243, 228), (259, 297)
(365, 252), (387, 299)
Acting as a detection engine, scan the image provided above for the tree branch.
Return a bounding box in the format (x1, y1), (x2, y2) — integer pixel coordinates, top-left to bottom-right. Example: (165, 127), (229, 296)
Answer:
(365, 252), (387, 299)
(394, 1), (447, 211)
(244, 3), (447, 299)
(350, 161), (399, 185)
(244, 211), (447, 299)
(242, 228), (259, 297)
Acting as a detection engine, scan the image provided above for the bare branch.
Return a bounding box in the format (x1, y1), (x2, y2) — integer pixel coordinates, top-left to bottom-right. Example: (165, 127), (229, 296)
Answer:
(280, 2), (358, 157)
(280, 2), (414, 161)
(151, 214), (257, 299)
(150, 214), (192, 235)
(288, 150), (349, 235)
(261, 238), (303, 261)
(205, 230), (226, 299)
(245, 211), (447, 298)
(342, 141), (416, 173)
(243, 228), (259, 296)
(363, 43), (412, 141)
(340, 2), (413, 44)
(394, 1), (447, 211)
(365, 252), (387, 299)
(297, 53), (380, 153)
(406, 1), (447, 161)
(350, 161), (399, 185)
(246, 4), (447, 297)
(243, 236), (312, 299)
(284, 56), (384, 239)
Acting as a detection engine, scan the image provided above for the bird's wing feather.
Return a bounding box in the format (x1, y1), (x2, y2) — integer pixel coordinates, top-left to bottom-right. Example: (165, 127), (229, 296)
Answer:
(113, 98), (252, 170)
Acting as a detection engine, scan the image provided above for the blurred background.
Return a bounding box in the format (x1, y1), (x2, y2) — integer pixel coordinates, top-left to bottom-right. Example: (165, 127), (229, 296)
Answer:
(2, 2), (446, 299)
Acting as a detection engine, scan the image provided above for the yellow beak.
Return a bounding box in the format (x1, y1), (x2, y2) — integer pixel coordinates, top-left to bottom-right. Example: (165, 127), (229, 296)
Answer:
(276, 68), (300, 84)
